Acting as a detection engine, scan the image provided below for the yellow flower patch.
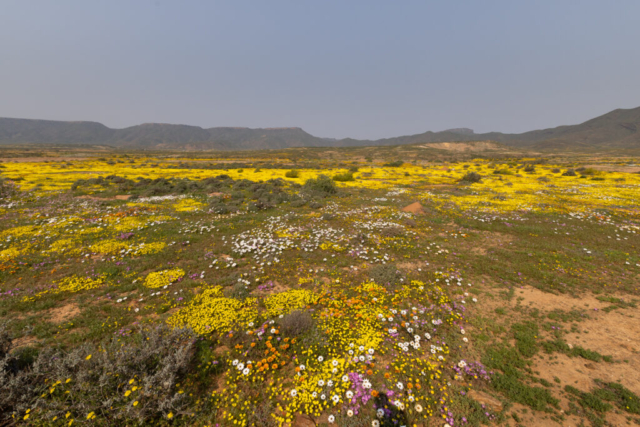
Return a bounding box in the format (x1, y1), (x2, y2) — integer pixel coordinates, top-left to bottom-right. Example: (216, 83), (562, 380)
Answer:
(90, 239), (129, 255)
(132, 241), (166, 255)
(264, 289), (319, 317)
(167, 287), (258, 334)
(47, 238), (82, 255)
(0, 225), (38, 239)
(143, 268), (185, 288)
(173, 198), (206, 212)
(0, 247), (23, 259)
(24, 275), (107, 301)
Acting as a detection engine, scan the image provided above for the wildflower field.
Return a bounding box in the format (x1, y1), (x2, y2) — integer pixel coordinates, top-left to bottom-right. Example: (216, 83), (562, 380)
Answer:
(1, 149), (639, 426)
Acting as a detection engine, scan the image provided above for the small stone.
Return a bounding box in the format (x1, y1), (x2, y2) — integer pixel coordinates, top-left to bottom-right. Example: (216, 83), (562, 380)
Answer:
(467, 390), (503, 412)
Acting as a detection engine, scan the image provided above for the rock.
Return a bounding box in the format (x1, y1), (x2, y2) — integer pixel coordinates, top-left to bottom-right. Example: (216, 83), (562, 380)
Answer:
(467, 390), (503, 412)
(292, 414), (316, 427)
(213, 345), (230, 355)
(402, 202), (425, 214)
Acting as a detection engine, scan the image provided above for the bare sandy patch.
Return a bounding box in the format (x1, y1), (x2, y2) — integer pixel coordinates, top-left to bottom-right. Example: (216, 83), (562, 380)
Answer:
(11, 335), (38, 349)
(471, 231), (514, 255)
(513, 286), (631, 312)
(48, 303), (81, 323)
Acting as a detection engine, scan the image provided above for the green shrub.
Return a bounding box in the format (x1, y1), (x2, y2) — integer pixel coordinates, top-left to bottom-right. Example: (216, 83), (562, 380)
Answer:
(492, 373), (559, 411)
(565, 385), (612, 413)
(493, 169), (514, 175)
(380, 226), (404, 237)
(332, 172), (355, 182)
(285, 170), (300, 178)
(512, 322), (538, 358)
(383, 160), (404, 167)
(369, 264), (405, 288)
(279, 310), (315, 336)
(303, 175), (337, 196)
(594, 381), (640, 414)
(460, 172), (482, 183)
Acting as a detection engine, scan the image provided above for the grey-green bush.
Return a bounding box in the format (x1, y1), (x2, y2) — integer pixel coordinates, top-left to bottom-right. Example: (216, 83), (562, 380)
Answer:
(0, 324), (196, 424)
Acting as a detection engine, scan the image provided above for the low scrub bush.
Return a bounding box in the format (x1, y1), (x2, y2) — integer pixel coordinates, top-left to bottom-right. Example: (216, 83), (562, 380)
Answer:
(383, 160), (404, 167)
(460, 172), (482, 183)
(303, 175), (337, 197)
(279, 310), (315, 336)
(0, 324), (197, 424)
(332, 172), (355, 182)
(369, 264), (405, 288)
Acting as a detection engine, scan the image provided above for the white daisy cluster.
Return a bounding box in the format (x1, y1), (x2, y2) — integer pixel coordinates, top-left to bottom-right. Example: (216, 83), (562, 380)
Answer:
(386, 188), (407, 197)
(136, 194), (186, 203)
(231, 358), (254, 376)
(346, 343), (375, 363)
(176, 220), (218, 235)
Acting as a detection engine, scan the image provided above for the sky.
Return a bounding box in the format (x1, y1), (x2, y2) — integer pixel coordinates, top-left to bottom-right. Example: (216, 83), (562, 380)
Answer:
(1, 1), (640, 140)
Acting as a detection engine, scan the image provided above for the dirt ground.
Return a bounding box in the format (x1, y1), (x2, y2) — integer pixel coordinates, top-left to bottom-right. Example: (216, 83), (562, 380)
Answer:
(471, 285), (640, 426)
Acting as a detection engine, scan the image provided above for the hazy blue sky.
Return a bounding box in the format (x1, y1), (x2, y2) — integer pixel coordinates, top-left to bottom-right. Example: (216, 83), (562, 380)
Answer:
(2, 1), (640, 139)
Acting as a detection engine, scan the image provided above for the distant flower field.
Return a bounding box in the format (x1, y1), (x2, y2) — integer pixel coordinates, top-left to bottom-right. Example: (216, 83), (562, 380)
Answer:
(1, 154), (639, 426)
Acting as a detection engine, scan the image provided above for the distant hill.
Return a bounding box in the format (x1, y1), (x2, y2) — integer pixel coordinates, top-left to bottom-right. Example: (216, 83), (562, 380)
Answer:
(504, 107), (640, 149)
(0, 119), (331, 150)
(0, 106), (638, 150)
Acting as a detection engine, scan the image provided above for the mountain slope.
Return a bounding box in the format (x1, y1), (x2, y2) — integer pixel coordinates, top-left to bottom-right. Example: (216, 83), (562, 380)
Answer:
(0, 117), (115, 145)
(0, 106), (638, 150)
(503, 107), (640, 148)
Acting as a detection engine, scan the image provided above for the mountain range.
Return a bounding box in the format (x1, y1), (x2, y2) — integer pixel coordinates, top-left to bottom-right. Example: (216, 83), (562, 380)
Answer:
(0, 106), (638, 151)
